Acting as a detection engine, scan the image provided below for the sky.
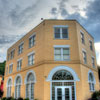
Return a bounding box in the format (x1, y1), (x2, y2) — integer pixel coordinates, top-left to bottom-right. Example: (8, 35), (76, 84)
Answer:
(0, 0), (100, 65)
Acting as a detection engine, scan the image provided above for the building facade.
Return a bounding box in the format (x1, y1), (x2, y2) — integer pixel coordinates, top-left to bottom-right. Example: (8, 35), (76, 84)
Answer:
(3, 20), (100, 100)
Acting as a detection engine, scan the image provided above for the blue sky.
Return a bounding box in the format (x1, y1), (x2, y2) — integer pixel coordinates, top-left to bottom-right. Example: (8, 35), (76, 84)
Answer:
(0, 0), (100, 65)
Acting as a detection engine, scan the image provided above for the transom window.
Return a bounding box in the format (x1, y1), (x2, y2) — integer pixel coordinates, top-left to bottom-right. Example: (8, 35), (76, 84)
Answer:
(54, 47), (70, 61)
(9, 64), (13, 74)
(7, 79), (12, 97)
(17, 59), (22, 71)
(81, 32), (85, 44)
(26, 73), (34, 100)
(28, 53), (35, 66)
(18, 42), (24, 54)
(29, 35), (36, 48)
(15, 76), (21, 99)
(82, 50), (87, 64)
(88, 73), (95, 91)
(54, 26), (68, 39)
(52, 70), (73, 80)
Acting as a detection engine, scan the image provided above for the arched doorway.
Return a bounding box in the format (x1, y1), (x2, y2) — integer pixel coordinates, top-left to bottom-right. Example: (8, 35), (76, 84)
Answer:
(47, 66), (79, 100)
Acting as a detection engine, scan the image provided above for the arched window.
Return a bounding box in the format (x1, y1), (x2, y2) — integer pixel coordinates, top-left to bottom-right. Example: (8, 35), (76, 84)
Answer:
(52, 70), (74, 80)
(26, 73), (34, 100)
(7, 79), (12, 97)
(89, 72), (95, 91)
(15, 76), (21, 98)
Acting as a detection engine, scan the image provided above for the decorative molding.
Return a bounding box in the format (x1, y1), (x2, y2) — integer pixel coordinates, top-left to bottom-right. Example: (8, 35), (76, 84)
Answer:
(54, 25), (68, 28)
(54, 45), (70, 48)
(6, 76), (13, 87)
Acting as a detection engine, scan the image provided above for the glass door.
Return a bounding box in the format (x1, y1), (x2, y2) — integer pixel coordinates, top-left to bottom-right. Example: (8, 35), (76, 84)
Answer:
(55, 86), (72, 100)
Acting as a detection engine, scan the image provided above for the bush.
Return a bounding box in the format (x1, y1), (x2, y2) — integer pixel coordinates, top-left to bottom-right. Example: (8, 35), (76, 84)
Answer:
(6, 97), (14, 100)
(1, 97), (7, 100)
(24, 98), (29, 100)
(17, 97), (23, 100)
(91, 90), (100, 100)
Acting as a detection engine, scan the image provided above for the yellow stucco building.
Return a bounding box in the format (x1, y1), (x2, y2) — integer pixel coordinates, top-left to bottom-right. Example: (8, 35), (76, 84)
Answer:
(3, 20), (100, 100)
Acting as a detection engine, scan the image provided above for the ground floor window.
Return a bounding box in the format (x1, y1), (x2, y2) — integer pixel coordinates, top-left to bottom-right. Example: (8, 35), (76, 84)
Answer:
(7, 79), (12, 97)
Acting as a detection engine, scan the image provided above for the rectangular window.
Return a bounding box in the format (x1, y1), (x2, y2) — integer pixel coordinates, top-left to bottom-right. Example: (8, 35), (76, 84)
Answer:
(81, 32), (85, 44)
(17, 59), (22, 71)
(18, 42), (24, 54)
(89, 40), (93, 51)
(92, 57), (95, 68)
(83, 51), (87, 64)
(28, 53), (35, 66)
(7, 54), (10, 61)
(54, 26), (68, 39)
(54, 47), (70, 61)
(6, 67), (8, 75)
(9, 64), (13, 74)
(29, 35), (36, 48)
(10, 49), (15, 59)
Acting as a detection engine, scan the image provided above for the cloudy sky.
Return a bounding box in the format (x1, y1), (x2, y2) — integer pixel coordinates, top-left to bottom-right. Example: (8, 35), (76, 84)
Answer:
(0, 0), (100, 65)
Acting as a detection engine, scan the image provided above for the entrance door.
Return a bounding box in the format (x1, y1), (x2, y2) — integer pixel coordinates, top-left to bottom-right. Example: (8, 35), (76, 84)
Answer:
(55, 86), (72, 100)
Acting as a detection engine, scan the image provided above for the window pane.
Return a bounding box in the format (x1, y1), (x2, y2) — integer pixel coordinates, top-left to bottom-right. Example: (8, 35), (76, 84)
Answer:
(62, 28), (68, 38)
(55, 55), (61, 60)
(63, 48), (69, 55)
(55, 28), (60, 38)
(55, 48), (61, 54)
(63, 55), (70, 60)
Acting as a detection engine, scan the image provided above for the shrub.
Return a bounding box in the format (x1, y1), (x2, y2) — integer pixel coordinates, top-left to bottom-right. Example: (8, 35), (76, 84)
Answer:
(91, 90), (100, 100)
(1, 97), (6, 100)
(17, 97), (23, 100)
(24, 98), (29, 100)
(6, 97), (14, 100)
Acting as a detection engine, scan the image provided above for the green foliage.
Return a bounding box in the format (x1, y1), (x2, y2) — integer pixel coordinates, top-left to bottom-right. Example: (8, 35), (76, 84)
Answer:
(0, 61), (6, 76)
(1, 97), (6, 100)
(17, 97), (23, 100)
(24, 98), (29, 100)
(91, 90), (100, 100)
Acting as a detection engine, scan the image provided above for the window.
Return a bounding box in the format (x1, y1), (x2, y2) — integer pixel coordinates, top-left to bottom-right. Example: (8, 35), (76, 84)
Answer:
(9, 64), (13, 74)
(26, 73), (34, 100)
(54, 26), (68, 39)
(82, 50), (87, 64)
(7, 54), (10, 61)
(92, 57), (95, 68)
(17, 59), (22, 71)
(81, 31), (85, 44)
(89, 40), (93, 51)
(18, 42), (24, 54)
(15, 76), (21, 99)
(54, 46), (70, 61)
(10, 49), (15, 59)
(28, 53), (35, 66)
(6, 67), (8, 75)
(88, 72), (95, 91)
(29, 35), (36, 48)
(7, 79), (12, 97)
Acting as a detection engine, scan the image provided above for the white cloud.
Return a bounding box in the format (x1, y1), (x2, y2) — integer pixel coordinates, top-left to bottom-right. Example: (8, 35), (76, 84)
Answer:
(95, 42), (100, 66)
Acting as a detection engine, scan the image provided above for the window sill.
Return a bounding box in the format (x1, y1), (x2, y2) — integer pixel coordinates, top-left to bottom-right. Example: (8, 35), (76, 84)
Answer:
(54, 59), (70, 61)
(54, 38), (69, 40)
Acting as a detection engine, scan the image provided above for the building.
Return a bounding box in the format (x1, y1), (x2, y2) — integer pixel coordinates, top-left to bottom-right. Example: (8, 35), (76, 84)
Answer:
(3, 20), (100, 100)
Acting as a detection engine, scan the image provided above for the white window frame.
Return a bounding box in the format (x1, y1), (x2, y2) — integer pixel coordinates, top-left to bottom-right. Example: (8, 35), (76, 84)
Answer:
(89, 39), (93, 51)
(18, 42), (24, 54)
(27, 51), (35, 66)
(29, 33), (36, 48)
(54, 25), (69, 39)
(54, 45), (70, 61)
(10, 48), (15, 59)
(80, 31), (85, 44)
(17, 58), (22, 71)
(82, 49), (87, 64)
(9, 63), (13, 74)
(91, 56), (95, 68)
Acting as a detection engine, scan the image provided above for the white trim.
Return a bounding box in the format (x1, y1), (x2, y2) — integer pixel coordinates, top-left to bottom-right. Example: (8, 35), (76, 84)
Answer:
(88, 70), (96, 84)
(53, 45), (70, 48)
(11, 48), (15, 52)
(24, 70), (36, 84)
(27, 51), (35, 56)
(17, 58), (22, 61)
(82, 48), (86, 53)
(80, 30), (84, 34)
(9, 63), (13, 66)
(46, 66), (80, 81)
(91, 56), (95, 59)
(14, 74), (22, 86)
(54, 25), (68, 28)
(29, 32), (36, 39)
(6, 77), (13, 87)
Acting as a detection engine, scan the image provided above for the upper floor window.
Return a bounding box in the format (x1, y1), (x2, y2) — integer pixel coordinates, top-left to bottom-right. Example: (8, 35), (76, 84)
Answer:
(54, 25), (68, 39)
(7, 54), (10, 61)
(10, 49), (15, 59)
(54, 45), (70, 61)
(89, 40), (93, 51)
(18, 42), (24, 54)
(17, 59), (22, 71)
(28, 52), (35, 66)
(29, 34), (36, 48)
(88, 72), (95, 91)
(9, 64), (13, 74)
(82, 50), (87, 64)
(92, 57), (95, 68)
(81, 31), (85, 44)
(6, 66), (8, 75)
